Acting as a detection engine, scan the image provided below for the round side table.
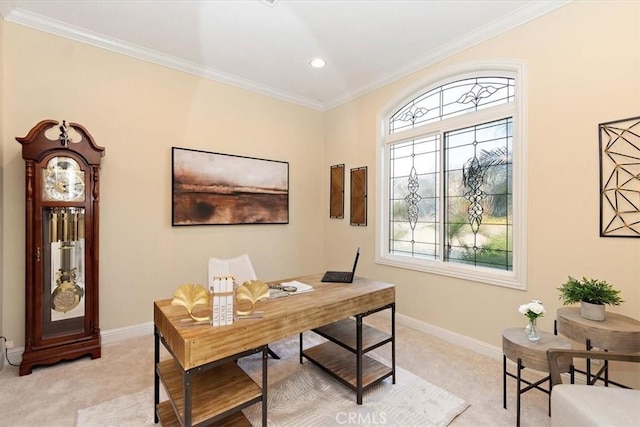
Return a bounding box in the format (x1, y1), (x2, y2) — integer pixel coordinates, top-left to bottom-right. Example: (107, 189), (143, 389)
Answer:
(556, 307), (640, 386)
(502, 327), (572, 427)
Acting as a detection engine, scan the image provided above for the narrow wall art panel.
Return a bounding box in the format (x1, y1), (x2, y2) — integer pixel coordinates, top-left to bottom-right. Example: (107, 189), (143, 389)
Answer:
(330, 164), (345, 219)
(172, 147), (289, 225)
(350, 166), (367, 226)
(599, 116), (640, 237)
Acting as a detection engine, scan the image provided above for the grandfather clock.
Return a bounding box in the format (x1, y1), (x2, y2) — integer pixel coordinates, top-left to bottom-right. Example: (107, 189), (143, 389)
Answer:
(17, 120), (105, 376)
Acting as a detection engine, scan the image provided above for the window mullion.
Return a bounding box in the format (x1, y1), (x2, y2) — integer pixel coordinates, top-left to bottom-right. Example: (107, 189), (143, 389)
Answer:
(438, 130), (446, 262)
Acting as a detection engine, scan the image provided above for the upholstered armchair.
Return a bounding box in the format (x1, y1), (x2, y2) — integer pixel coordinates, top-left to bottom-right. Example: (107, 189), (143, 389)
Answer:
(547, 349), (640, 426)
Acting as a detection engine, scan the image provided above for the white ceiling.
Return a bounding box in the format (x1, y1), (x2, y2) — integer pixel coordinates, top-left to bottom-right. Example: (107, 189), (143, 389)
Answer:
(1, 0), (568, 110)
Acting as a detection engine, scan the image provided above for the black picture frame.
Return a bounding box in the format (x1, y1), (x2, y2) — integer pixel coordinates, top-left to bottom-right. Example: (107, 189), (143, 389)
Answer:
(172, 147), (289, 225)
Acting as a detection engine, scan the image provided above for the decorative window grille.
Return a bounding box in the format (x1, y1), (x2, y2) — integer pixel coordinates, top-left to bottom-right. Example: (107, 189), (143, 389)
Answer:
(381, 73), (522, 284)
(389, 77), (515, 134)
(443, 118), (513, 270)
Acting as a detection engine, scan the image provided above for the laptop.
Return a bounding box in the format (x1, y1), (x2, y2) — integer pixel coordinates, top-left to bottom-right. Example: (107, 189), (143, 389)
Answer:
(321, 248), (360, 283)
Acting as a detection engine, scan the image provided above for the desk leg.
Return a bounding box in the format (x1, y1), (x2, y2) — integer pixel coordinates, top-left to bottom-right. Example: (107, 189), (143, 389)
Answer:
(184, 371), (192, 426)
(262, 346), (268, 427)
(299, 332), (303, 364)
(356, 315), (363, 405)
(154, 327), (160, 424)
(391, 303), (396, 385)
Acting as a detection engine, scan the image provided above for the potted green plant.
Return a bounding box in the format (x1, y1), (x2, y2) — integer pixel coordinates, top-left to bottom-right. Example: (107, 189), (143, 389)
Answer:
(557, 276), (623, 321)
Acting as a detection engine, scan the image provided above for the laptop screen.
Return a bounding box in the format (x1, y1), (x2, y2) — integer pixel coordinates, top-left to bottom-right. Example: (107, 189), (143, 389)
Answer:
(351, 247), (360, 274)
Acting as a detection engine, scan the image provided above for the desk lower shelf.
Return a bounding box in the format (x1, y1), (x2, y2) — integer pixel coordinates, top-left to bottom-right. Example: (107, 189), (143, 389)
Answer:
(303, 341), (393, 389)
(313, 318), (393, 352)
(156, 359), (262, 426)
(157, 402), (252, 427)
(301, 306), (396, 404)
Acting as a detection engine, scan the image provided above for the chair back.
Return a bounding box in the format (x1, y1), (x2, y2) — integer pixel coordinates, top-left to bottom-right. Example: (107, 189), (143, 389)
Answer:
(548, 348), (640, 387)
(208, 254), (257, 289)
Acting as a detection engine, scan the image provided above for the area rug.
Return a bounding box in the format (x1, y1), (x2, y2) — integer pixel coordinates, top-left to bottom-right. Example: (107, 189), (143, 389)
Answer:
(76, 362), (468, 427)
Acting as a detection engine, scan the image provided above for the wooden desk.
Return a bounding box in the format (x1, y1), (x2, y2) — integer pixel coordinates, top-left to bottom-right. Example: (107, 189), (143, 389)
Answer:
(556, 307), (640, 387)
(154, 274), (395, 426)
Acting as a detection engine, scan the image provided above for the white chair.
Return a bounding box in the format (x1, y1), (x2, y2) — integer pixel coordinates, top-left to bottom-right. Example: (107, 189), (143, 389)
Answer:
(208, 254), (280, 359)
(208, 254), (257, 289)
(548, 349), (640, 426)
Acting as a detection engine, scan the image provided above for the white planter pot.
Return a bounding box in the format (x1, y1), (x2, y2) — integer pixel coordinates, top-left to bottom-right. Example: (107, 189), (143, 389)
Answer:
(581, 301), (605, 321)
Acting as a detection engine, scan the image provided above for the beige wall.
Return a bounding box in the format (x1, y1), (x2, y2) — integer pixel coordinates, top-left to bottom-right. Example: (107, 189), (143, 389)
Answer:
(1, 23), (325, 344)
(324, 0), (640, 348)
(0, 16), (5, 359)
(1, 1), (639, 370)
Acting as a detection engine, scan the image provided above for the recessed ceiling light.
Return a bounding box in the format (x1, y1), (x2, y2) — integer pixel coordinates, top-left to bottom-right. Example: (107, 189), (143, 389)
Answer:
(310, 58), (326, 68)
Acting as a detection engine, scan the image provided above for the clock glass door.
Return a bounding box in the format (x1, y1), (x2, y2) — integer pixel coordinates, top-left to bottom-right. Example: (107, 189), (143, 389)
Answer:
(41, 206), (86, 339)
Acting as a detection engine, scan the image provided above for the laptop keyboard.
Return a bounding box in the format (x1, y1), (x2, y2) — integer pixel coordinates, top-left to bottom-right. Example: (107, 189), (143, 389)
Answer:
(324, 271), (351, 282)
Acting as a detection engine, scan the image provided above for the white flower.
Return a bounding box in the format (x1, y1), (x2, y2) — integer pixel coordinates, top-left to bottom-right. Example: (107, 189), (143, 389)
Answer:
(529, 301), (545, 315)
(518, 300), (545, 320)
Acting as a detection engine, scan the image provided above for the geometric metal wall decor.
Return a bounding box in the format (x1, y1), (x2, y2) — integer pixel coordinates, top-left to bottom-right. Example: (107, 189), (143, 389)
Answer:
(599, 116), (640, 237)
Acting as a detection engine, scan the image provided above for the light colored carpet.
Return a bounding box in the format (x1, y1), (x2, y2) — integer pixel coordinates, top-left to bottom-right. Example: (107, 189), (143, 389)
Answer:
(76, 361), (468, 427)
(244, 361), (469, 426)
(1, 314), (554, 426)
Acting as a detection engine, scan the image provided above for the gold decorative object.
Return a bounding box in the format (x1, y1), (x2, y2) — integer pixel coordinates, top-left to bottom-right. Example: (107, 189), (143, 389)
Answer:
(236, 280), (269, 316)
(171, 283), (211, 322)
(51, 268), (83, 313)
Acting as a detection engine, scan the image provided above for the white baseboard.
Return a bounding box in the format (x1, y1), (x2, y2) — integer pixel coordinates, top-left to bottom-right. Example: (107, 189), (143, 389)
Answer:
(4, 315), (504, 366)
(100, 321), (154, 344)
(4, 316), (582, 387)
(396, 313), (504, 361)
(3, 322), (154, 366)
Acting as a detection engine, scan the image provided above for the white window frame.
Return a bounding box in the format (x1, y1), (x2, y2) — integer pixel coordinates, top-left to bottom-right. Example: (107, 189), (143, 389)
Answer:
(375, 62), (527, 290)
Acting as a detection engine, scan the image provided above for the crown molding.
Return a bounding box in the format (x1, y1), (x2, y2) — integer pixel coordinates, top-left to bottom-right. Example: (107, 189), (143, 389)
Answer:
(324, 1), (571, 110)
(2, 1), (570, 112)
(2, 8), (324, 111)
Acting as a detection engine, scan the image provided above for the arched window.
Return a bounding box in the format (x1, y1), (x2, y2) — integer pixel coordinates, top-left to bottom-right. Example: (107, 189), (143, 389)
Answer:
(377, 65), (526, 289)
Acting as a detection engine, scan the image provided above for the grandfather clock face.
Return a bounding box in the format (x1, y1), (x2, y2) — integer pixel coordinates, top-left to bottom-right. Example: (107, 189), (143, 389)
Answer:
(42, 156), (85, 202)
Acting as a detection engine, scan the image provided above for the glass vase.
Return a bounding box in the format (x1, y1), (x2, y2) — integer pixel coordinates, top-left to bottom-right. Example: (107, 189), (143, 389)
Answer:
(525, 318), (540, 342)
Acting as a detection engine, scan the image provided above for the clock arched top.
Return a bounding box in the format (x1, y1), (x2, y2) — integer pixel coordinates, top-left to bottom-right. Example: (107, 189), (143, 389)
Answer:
(17, 119), (105, 166)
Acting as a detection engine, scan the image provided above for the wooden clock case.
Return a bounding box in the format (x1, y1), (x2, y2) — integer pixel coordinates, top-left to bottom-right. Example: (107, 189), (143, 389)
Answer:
(17, 119), (105, 376)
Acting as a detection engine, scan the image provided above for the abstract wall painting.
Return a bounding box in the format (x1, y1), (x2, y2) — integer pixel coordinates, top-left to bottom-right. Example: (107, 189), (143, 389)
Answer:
(172, 147), (289, 225)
